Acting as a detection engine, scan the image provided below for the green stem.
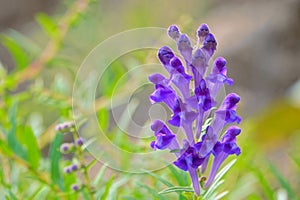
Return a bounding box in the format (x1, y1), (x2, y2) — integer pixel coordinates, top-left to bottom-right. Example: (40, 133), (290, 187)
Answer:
(73, 129), (95, 200)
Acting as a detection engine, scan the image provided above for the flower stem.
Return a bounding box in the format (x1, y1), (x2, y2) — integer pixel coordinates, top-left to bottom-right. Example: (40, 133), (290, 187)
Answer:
(73, 130), (95, 200)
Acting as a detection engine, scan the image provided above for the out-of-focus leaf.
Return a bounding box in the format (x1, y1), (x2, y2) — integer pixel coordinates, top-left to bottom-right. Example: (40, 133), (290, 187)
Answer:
(100, 175), (115, 200)
(252, 168), (274, 200)
(97, 108), (109, 131)
(137, 183), (168, 200)
(0, 35), (30, 70)
(142, 169), (174, 187)
(250, 99), (300, 149)
(7, 102), (27, 160)
(63, 172), (76, 194)
(8, 191), (18, 200)
(0, 139), (13, 156)
(268, 162), (296, 199)
(6, 29), (40, 56)
(49, 134), (63, 190)
(18, 126), (41, 170)
(100, 60), (126, 97)
(167, 164), (188, 186)
(35, 13), (59, 39)
(203, 159), (236, 199)
(107, 176), (130, 200)
(290, 155), (300, 171)
(92, 164), (107, 187)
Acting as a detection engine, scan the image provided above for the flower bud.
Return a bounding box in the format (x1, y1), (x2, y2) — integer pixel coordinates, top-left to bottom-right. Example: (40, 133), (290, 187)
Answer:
(60, 143), (74, 154)
(168, 25), (180, 41)
(76, 138), (84, 146)
(55, 121), (75, 133)
(71, 184), (80, 191)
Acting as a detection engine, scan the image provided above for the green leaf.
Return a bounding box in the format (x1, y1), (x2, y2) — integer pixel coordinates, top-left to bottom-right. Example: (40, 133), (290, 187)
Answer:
(97, 108), (109, 131)
(100, 176), (115, 200)
(0, 139), (13, 156)
(268, 162), (296, 199)
(18, 126), (41, 170)
(142, 169), (174, 187)
(203, 159), (236, 199)
(252, 168), (274, 200)
(290, 155), (300, 171)
(167, 164), (188, 186)
(137, 183), (168, 200)
(106, 176), (130, 200)
(92, 164), (107, 187)
(0, 35), (30, 70)
(35, 13), (59, 39)
(159, 186), (194, 194)
(49, 133), (63, 190)
(6, 29), (40, 56)
(7, 102), (27, 160)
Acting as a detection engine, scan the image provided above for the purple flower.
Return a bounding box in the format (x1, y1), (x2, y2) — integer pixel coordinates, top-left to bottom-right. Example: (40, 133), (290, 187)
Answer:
(149, 73), (177, 109)
(205, 126), (241, 187)
(206, 57), (234, 98)
(150, 120), (179, 151)
(174, 143), (205, 171)
(149, 24), (242, 196)
(194, 79), (216, 111)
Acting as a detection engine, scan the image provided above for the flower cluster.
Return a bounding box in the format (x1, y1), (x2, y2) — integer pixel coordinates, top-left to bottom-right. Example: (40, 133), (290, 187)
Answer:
(56, 121), (85, 192)
(149, 24), (242, 196)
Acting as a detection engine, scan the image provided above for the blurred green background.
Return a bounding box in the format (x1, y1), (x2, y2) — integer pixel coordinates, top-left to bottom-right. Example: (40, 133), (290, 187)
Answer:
(0, 0), (300, 199)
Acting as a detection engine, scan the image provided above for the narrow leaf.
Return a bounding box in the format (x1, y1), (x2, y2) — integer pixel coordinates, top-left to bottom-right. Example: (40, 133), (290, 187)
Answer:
(100, 176), (115, 200)
(158, 186), (194, 194)
(92, 164), (107, 187)
(268, 162), (296, 199)
(137, 183), (168, 200)
(0, 35), (29, 69)
(18, 126), (41, 170)
(142, 169), (174, 187)
(35, 13), (58, 39)
(49, 134), (63, 190)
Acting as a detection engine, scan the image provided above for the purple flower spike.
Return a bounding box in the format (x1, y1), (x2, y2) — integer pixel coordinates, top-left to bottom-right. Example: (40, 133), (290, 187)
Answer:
(197, 23), (210, 43)
(149, 24), (242, 196)
(168, 25), (181, 41)
(150, 120), (179, 150)
(177, 34), (193, 65)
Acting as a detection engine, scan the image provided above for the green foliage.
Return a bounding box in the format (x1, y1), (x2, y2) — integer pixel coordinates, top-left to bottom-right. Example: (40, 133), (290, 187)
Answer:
(36, 13), (59, 39)
(49, 133), (63, 189)
(0, 35), (30, 70)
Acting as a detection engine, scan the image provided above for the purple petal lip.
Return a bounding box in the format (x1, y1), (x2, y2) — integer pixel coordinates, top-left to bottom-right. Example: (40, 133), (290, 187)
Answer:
(158, 46), (175, 65)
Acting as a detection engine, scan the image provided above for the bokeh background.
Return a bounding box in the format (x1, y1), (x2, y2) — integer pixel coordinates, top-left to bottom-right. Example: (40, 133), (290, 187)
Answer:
(1, 0), (300, 199)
